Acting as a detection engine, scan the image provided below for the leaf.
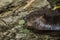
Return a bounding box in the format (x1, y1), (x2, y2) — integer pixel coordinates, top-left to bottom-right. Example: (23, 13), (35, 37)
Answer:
(22, 29), (30, 34)
(19, 20), (25, 25)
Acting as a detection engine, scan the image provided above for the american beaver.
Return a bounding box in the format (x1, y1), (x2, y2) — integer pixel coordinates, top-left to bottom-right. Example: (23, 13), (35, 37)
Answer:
(23, 7), (60, 30)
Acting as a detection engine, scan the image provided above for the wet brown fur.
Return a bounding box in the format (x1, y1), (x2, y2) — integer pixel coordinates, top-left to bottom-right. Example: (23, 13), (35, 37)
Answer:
(23, 7), (60, 30)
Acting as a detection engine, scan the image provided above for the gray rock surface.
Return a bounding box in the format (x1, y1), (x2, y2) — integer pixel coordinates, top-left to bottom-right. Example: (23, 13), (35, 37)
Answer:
(0, 0), (13, 8)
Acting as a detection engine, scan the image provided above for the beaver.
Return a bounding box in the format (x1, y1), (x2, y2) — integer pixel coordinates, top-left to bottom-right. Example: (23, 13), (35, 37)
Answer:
(23, 7), (60, 30)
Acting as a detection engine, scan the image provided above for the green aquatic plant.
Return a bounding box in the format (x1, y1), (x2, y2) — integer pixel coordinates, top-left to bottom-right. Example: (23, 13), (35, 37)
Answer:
(22, 29), (30, 34)
(19, 19), (30, 34)
(19, 20), (25, 26)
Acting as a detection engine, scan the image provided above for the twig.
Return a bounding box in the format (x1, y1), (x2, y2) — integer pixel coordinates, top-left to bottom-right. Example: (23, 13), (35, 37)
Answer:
(23, 0), (35, 9)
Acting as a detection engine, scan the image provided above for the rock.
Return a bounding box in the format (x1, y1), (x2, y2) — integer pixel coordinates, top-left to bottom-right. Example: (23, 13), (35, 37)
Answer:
(0, 0), (13, 8)
(32, 0), (51, 8)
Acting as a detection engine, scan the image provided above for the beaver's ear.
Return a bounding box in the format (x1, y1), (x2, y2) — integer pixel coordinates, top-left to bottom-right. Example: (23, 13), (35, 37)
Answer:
(26, 22), (33, 27)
